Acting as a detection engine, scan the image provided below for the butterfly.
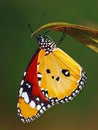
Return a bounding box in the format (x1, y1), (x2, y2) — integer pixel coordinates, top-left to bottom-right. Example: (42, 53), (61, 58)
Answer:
(17, 33), (87, 123)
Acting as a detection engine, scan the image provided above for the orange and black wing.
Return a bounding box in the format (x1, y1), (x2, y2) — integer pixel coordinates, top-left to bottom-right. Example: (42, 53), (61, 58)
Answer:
(17, 50), (52, 123)
(37, 48), (87, 103)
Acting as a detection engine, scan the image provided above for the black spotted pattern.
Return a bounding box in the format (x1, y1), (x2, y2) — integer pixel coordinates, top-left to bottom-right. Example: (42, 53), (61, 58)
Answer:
(18, 80), (52, 123)
(38, 72), (42, 81)
(56, 77), (60, 81)
(51, 76), (54, 79)
(62, 69), (70, 77)
(45, 68), (70, 81)
(37, 35), (56, 54)
(41, 69), (87, 104)
(46, 69), (51, 74)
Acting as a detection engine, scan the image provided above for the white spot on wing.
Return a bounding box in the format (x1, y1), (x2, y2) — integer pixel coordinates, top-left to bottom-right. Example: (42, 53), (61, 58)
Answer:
(80, 81), (84, 85)
(38, 73), (42, 78)
(68, 96), (73, 100)
(75, 90), (79, 94)
(42, 106), (46, 111)
(17, 108), (20, 112)
(20, 80), (24, 85)
(24, 71), (26, 76)
(38, 80), (41, 86)
(45, 93), (48, 98)
(41, 103), (44, 106)
(30, 100), (36, 108)
(65, 98), (68, 102)
(19, 113), (23, 117)
(28, 85), (31, 88)
(72, 92), (76, 97)
(79, 85), (82, 90)
(37, 105), (41, 110)
(36, 97), (40, 101)
(60, 100), (64, 103)
(26, 83), (31, 88)
(37, 64), (39, 71)
(47, 104), (51, 108)
(21, 118), (25, 122)
(40, 109), (44, 113)
(22, 92), (29, 103)
(19, 87), (23, 97)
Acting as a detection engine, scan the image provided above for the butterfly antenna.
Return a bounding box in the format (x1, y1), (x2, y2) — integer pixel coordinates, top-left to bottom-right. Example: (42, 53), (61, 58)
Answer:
(28, 13), (46, 37)
(43, 29), (51, 36)
(28, 24), (33, 33)
(28, 24), (38, 38)
(57, 27), (66, 44)
(38, 12), (46, 27)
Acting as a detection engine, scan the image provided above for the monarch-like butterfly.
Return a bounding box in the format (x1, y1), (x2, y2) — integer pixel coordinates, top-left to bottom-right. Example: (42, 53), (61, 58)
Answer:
(17, 31), (87, 123)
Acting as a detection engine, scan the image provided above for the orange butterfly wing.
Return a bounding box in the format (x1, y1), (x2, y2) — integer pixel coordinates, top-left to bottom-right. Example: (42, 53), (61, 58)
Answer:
(37, 48), (86, 103)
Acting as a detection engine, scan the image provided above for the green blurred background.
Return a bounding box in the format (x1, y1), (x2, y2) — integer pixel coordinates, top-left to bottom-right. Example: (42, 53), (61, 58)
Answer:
(0, 0), (98, 130)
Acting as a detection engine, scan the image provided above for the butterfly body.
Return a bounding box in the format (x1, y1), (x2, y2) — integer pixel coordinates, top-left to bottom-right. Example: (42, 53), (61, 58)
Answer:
(17, 34), (86, 123)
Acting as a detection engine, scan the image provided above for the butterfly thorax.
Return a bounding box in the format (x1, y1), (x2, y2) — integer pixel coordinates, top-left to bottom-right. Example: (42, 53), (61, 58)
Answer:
(37, 35), (56, 54)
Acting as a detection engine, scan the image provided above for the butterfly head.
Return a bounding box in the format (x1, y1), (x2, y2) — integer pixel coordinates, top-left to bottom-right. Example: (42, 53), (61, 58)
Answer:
(37, 35), (56, 54)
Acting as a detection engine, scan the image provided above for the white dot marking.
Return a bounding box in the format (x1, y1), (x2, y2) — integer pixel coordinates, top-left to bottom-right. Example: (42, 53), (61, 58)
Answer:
(80, 81), (84, 85)
(40, 109), (44, 113)
(75, 90), (79, 94)
(60, 100), (64, 103)
(19, 87), (23, 97)
(38, 81), (41, 86)
(37, 105), (41, 110)
(38, 73), (42, 78)
(26, 83), (31, 88)
(65, 98), (68, 102)
(41, 103), (44, 106)
(45, 93), (48, 98)
(20, 80), (24, 85)
(69, 96), (73, 100)
(21, 118), (25, 122)
(24, 71), (26, 76)
(55, 99), (58, 103)
(37, 64), (39, 71)
(36, 97), (40, 101)
(79, 85), (83, 90)
(22, 92), (29, 103)
(72, 92), (76, 97)
(42, 106), (46, 111)
(30, 100), (36, 108)
(17, 108), (20, 112)
(47, 104), (51, 108)
(19, 113), (23, 117)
